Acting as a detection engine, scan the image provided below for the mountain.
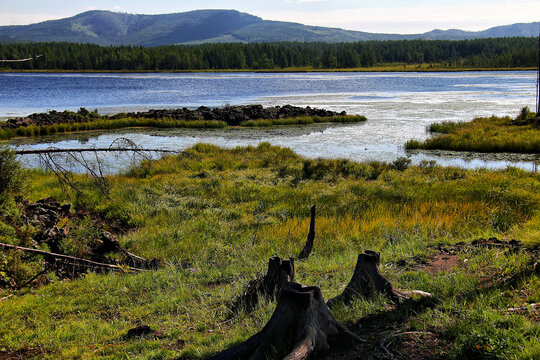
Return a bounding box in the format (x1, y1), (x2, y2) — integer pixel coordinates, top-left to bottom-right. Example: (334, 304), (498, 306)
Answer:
(0, 10), (262, 46)
(0, 10), (538, 46)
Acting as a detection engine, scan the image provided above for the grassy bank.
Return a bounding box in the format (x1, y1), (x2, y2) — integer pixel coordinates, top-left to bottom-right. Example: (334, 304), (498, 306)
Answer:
(239, 114), (366, 127)
(0, 118), (227, 140)
(406, 109), (540, 154)
(0, 115), (366, 140)
(1, 144), (539, 359)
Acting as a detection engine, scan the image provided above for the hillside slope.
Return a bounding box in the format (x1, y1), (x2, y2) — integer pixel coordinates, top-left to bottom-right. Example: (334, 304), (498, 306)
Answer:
(0, 10), (538, 45)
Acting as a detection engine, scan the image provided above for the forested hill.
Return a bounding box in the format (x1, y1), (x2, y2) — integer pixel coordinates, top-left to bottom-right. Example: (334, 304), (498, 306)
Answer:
(0, 10), (538, 46)
(0, 38), (537, 71)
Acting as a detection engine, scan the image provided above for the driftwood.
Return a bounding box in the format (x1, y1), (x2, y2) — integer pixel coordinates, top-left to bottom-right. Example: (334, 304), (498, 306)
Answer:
(15, 148), (178, 155)
(0, 242), (145, 273)
(327, 250), (431, 308)
(231, 256), (294, 313)
(208, 282), (362, 360)
(297, 205), (316, 260)
(0, 55), (43, 63)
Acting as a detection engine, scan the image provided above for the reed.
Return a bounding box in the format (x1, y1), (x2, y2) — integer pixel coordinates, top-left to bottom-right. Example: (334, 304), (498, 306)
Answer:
(0, 115), (368, 140)
(240, 115), (366, 127)
(0, 117), (228, 139)
(407, 113), (540, 153)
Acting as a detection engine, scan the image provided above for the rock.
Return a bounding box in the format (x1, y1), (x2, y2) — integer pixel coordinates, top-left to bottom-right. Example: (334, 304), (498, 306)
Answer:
(125, 325), (163, 339)
(5, 105), (348, 130)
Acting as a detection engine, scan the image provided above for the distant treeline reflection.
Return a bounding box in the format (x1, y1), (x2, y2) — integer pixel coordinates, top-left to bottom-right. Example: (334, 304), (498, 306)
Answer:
(0, 38), (537, 70)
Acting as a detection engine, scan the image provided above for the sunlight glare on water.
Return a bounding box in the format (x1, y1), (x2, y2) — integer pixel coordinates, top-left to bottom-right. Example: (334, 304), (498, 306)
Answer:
(2, 71), (537, 172)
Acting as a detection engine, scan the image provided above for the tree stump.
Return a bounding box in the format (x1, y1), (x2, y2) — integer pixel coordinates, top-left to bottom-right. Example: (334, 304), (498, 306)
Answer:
(230, 256), (294, 313)
(298, 205), (316, 260)
(327, 250), (404, 307)
(209, 282), (359, 360)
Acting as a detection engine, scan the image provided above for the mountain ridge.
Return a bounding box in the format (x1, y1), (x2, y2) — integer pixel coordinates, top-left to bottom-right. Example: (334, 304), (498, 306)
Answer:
(0, 10), (538, 46)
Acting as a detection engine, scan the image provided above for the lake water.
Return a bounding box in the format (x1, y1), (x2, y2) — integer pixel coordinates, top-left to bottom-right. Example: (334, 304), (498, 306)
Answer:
(1, 71), (538, 172)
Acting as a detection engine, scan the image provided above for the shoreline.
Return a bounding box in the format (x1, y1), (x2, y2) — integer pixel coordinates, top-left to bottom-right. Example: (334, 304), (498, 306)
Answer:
(0, 67), (536, 74)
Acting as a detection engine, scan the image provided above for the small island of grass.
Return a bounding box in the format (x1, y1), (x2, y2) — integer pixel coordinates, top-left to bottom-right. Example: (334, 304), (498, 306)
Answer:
(406, 107), (540, 154)
(0, 105), (367, 140)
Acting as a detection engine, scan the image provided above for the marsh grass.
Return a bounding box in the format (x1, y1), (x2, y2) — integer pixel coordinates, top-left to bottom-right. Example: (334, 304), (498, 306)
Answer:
(0, 117), (228, 140)
(406, 113), (540, 153)
(0, 143), (539, 359)
(0, 115), (366, 140)
(239, 115), (366, 127)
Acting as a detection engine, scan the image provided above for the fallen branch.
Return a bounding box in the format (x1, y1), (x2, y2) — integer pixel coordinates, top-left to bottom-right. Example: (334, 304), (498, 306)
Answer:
(379, 337), (395, 360)
(391, 331), (435, 337)
(16, 264), (53, 289)
(0, 54), (43, 63)
(507, 303), (540, 313)
(15, 148), (178, 155)
(0, 243), (145, 273)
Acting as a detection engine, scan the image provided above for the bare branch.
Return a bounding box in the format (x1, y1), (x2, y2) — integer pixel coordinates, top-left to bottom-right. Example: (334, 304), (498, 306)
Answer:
(0, 242), (145, 273)
(21, 138), (178, 200)
(15, 148), (178, 155)
(0, 54), (43, 63)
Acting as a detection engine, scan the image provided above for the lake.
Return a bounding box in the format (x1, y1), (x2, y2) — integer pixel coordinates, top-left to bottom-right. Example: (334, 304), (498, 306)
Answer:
(1, 71), (538, 172)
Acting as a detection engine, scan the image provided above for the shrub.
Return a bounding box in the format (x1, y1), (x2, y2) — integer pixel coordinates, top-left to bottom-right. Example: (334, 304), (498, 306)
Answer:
(392, 156), (412, 171)
(418, 159), (437, 169)
(0, 146), (24, 197)
(429, 121), (460, 133)
(516, 106), (534, 122)
(405, 139), (423, 149)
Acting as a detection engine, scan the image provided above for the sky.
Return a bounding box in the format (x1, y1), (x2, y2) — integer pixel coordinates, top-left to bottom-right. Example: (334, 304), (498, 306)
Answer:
(0, 0), (539, 34)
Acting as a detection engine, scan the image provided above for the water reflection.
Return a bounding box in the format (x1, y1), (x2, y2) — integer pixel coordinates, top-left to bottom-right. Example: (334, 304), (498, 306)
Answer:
(11, 125), (539, 174)
(3, 71), (538, 173)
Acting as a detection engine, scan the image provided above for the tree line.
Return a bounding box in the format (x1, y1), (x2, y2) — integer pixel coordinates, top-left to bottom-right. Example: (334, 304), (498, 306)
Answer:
(0, 37), (537, 70)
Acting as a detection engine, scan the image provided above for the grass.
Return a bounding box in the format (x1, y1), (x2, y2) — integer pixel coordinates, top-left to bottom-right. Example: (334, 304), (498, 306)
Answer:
(1, 143), (539, 359)
(406, 110), (540, 154)
(0, 117), (227, 140)
(239, 115), (366, 127)
(0, 115), (366, 140)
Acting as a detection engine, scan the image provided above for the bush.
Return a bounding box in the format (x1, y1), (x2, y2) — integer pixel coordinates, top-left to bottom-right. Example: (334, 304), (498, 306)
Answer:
(418, 159), (437, 169)
(517, 106), (534, 122)
(0, 146), (24, 197)
(392, 156), (412, 171)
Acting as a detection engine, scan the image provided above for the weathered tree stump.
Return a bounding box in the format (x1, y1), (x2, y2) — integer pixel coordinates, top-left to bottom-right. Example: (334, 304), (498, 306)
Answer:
(209, 282), (360, 360)
(327, 250), (413, 307)
(298, 205), (316, 260)
(230, 256), (295, 313)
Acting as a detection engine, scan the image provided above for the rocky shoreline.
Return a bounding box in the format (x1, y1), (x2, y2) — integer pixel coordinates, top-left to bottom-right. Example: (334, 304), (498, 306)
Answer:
(0, 105), (347, 130)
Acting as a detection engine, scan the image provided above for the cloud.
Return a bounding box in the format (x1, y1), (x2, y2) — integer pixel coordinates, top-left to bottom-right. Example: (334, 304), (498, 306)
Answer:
(0, 12), (64, 25)
(83, 5), (122, 13)
(257, 2), (540, 33)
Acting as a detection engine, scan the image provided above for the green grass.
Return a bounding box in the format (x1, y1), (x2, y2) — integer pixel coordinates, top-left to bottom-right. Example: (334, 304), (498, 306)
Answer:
(406, 111), (540, 154)
(0, 115), (366, 140)
(0, 117), (228, 140)
(239, 115), (366, 127)
(1, 143), (539, 359)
